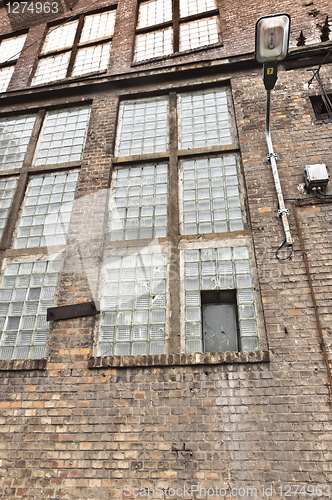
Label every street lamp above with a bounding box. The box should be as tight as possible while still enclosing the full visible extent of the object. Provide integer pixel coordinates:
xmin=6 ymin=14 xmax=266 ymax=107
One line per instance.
xmin=255 ymin=13 xmax=293 ymax=258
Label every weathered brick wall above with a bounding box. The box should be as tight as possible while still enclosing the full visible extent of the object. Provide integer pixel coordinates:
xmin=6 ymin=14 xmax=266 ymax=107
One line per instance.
xmin=1 ymin=0 xmax=332 ymax=499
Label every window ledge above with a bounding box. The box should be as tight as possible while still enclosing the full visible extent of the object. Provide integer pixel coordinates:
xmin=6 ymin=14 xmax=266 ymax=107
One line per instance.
xmin=88 ymin=350 xmax=270 ymax=369
xmin=0 ymin=358 xmax=47 ymax=371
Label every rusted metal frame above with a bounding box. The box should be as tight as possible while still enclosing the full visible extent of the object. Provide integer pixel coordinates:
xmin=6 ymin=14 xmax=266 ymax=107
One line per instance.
xmin=0 ymin=109 xmax=45 ymax=251
xmin=172 ymin=0 xmax=180 ymax=53
xmin=178 ymin=9 xmax=219 ymax=25
xmin=66 ymin=15 xmax=85 ymax=78
xmin=293 ymin=202 xmax=332 ymax=396
xmin=135 ymin=21 xmax=173 ymax=36
xmin=167 ymin=91 xmax=181 ymax=354
xmin=265 ymin=89 xmax=293 ymax=247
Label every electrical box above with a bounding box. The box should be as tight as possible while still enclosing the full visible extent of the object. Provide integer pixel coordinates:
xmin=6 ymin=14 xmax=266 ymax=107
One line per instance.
xmin=304 ymin=163 xmax=329 ymax=191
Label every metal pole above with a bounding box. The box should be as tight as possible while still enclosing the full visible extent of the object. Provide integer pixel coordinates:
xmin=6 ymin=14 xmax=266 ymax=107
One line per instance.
xmin=265 ymin=90 xmax=293 ymax=247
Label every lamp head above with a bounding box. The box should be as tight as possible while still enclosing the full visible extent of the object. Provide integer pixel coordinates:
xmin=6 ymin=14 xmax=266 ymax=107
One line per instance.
xmin=255 ymin=13 xmax=291 ymax=63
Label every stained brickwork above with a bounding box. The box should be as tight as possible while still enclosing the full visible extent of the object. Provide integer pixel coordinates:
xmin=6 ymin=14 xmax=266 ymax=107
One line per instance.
xmin=0 ymin=0 xmax=332 ymax=499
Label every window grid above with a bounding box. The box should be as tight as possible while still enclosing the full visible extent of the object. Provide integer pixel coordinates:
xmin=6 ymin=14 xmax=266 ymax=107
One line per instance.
xmin=184 ymin=247 xmax=259 ymax=354
xmin=137 ymin=0 xmax=172 ymax=29
xmin=34 ymin=107 xmax=91 ymax=166
xmin=33 ymin=9 xmax=116 ymax=85
xmin=98 ymin=253 xmax=167 ymax=357
xmin=0 ymin=177 xmax=18 ymax=240
xmin=135 ymin=0 xmax=219 ymax=62
xmin=179 ymin=90 xmax=232 ymax=149
xmin=32 ymin=53 xmax=71 ymax=86
xmin=72 ymin=43 xmax=111 ymax=76
xmin=116 ymin=99 xmax=168 ymax=156
xmin=181 ymin=155 xmax=243 ymax=236
xmin=42 ymin=21 xmax=79 ymax=54
xmin=110 ymin=164 xmax=168 ymax=241
xmin=180 ymin=17 xmax=219 ymax=51
xmin=179 ymin=0 xmax=216 ymax=17
xmin=80 ymin=11 xmax=116 ymax=43
xmin=14 ymin=171 xmax=79 ymax=249
xmin=0 ymin=34 xmax=27 ymax=64
xmin=0 ymin=114 xmax=37 ymax=171
xmin=0 ymin=66 xmax=14 ymax=93
xmin=0 ymin=259 xmax=61 ymax=360
xmin=135 ymin=28 xmax=173 ymax=62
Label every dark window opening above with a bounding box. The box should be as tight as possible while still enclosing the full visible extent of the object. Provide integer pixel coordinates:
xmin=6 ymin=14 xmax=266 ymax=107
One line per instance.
xmin=201 ymin=290 xmax=239 ymax=353
xmin=310 ymin=94 xmax=332 ymax=121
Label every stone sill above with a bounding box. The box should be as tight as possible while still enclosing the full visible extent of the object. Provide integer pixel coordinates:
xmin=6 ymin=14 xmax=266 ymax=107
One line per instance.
xmin=0 ymin=358 xmax=47 ymax=371
xmin=88 ymin=350 xmax=270 ymax=369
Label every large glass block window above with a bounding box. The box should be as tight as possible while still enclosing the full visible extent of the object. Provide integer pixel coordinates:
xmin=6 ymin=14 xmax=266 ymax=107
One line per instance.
xmin=180 ymin=155 xmax=243 ymax=235
xmin=32 ymin=9 xmax=116 ymax=85
xmin=134 ymin=0 xmax=219 ymax=62
xmin=115 ymin=98 xmax=168 ymax=156
xmin=0 ymin=114 xmax=37 ymax=171
xmin=0 ymin=259 xmax=61 ymax=360
xmin=184 ymin=246 xmax=259 ymax=354
xmin=179 ymin=90 xmax=231 ymax=149
xmin=110 ymin=165 xmax=168 ymax=241
xmin=34 ymin=107 xmax=91 ymax=166
xmin=0 ymin=177 xmax=18 ymax=240
xmin=14 ymin=171 xmax=78 ymax=249
xmin=98 ymin=253 xmax=167 ymax=356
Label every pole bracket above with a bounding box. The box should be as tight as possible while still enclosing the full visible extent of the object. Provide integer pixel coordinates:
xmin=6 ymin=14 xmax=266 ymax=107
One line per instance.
xmin=278 ymin=208 xmax=289 ymax=216
xmin=267 ymin=152 xmax=278 ymax=162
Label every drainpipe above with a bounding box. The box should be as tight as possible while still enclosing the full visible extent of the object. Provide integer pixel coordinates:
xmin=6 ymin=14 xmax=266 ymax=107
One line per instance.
xmin=265 ymin=89 xmax=293 ymax=249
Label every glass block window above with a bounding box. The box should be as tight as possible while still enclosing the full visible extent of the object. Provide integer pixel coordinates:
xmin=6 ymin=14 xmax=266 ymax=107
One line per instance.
xmin=32 ymin=53 xmax=71 ymax=86
xmin=98 ymin=253 xmax=167 ymax=356
xmin=0 ymin=259 xmax=61 ymax=360
xmin=0 ymin=34 xmax=27 ymax=63
xmin=180 ymin=17 xmax=219 ymax=51
xmin=34 ymin=107 xmax=91 ymax=166
xmin=80 ymin=11 xmax=116 ymax=43
xmin=72 ymin=43 xmax=111 ymax=76
xmin=0 ymin=177 xmax=18 ymax=239
xmin=42 ymin=21 xmax=79 ymax=53
xmin=135 ymin=28 xmax=173 ymax=62
xmin=179 ymin=90 xmax=232 ymax=149
xmin=0 ymin=66 xmax=14 ymax=93
xmin=135 ymin=0 xmax=219 ymax=61
xmin=184 ymin=246 xmax=259 ymax=353
xmin=33 ymin=9 xmax=116 ymax=85
xmin=180 ymin=155 xmax=243 ymax=235
xmin=180 ymin=0 xmax=216 ymax=17
xmin=137 ymin=0 xmax=172 ymax=29
xmin=116 ymin=99 xmax=168 ymax=156
xmin=0 ymin=114 xmax=37 ymax=171
xmin=14 ymin=171 xmax=79 ymax=249
xmin=110 ymin=164 xmax=168 ymax=241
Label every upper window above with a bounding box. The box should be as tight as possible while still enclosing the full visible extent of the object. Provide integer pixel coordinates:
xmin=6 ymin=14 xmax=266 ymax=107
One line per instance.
xmin=0 ymin=33 xmax=27 ymax=93
xmin=32 ymin=9 xmax=116 ymax=85
xmin=135 ymin=0 xmax=220 ymax=62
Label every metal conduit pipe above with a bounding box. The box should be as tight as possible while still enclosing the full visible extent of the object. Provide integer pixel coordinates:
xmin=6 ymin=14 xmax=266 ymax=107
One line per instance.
xmin=265 ymin=90 xmax=293 ymax=248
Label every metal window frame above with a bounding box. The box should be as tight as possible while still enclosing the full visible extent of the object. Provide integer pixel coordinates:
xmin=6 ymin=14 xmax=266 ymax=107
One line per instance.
xmin=134 ymin=0 xmax=221 ymax=62
xmin=30 ymin=7 xmax=117 ymax=86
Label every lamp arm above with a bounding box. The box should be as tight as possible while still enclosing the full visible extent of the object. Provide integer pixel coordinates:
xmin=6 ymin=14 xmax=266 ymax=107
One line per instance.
xmin=265 ymin=89 xmax=293 ymax=247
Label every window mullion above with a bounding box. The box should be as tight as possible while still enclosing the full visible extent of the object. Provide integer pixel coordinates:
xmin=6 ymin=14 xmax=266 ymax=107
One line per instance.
xmin=66 ymin=15 xmax=85 ymax=77
xmin=172 ymin=0 xmax=180 ymax=53
xmin=167 ymin=91 xmax=181 ymax=354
